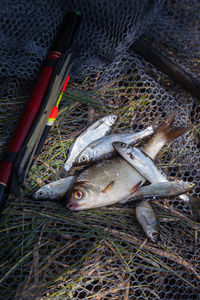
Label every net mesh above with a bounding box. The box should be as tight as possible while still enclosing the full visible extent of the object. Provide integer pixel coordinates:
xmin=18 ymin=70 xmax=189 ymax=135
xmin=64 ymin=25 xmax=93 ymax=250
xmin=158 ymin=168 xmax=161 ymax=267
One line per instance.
xmin=0 ymin=0 xmax=200 ymax=299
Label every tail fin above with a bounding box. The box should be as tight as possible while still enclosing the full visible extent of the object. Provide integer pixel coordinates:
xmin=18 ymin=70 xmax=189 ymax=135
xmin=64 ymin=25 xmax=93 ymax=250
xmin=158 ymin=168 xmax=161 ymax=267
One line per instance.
xmin=155 ymin=112 xmax=188 ymax=144
xmin=143 ymin=113 xmax=188 ymax=160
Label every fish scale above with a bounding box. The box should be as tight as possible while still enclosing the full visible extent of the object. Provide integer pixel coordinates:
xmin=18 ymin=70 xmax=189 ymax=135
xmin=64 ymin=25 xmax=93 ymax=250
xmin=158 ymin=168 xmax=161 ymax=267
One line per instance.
xmin=76 ymin=157 xmax=146 ymax=202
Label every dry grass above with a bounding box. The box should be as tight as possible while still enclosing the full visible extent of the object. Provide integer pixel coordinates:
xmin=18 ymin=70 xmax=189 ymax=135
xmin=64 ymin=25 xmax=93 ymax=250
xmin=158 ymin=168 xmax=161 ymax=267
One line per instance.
xmin=0 ymin=73 xmax=199 ymax=299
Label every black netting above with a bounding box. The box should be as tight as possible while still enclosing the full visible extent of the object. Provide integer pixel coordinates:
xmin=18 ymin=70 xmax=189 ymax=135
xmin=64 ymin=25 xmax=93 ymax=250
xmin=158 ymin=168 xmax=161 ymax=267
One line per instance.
xmin=0 ymin=0 xmax=200 ymax=299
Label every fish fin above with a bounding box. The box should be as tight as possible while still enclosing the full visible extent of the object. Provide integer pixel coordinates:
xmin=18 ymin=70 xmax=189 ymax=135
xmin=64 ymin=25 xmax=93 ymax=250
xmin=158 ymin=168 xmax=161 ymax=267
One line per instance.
xmin=129 ymin=180 xmax=142 ymax=194
xmin=101 ymin=181 xmax=115 ymax=194
xmin=155 ymin=113 xmax=188 ymax=143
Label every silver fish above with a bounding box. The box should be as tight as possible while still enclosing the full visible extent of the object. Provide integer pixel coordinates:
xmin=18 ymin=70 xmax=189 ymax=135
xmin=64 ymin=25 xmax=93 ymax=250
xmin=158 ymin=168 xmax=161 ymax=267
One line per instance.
xmin=67 ymin=157 xmax=143 ymax=210
xmin=114 ymin=145 xmax=192 ymax=202
xmin=114 ymin=146 xmax=167 ymax=183
xmin=67 ymin=113 xmax=187 ymax=210
xmin=64 ymin=114 xmax=118 ymax=171
xmin=122 ymin=181 xmax=195 ymax=203
xmin=74 ymin=126 xmax=154 ymax=165
xmin=34 ymin=176 xmax=75 ymax=200
xmin=136 ymin=200 xmax=159 ymax=242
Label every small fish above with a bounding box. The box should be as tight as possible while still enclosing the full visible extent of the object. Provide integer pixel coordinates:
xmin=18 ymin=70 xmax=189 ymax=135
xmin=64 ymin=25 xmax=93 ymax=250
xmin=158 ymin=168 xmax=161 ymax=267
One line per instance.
xmin=136 ymin=200 xmax=160 ymax=242
xmin=113 ymin=145 xmax=167 ymax=183
xmin=64 ymin=114 xmax=118 ymax=171
xmin=75 ymin=126 xmax=154 ymax=165
xmin=67 ymin=113 xmax=187 ymax=210
xmin=121 ymin=181 xmax=195 ymax=203
xmin=114 ymin=145 xmax=193 ymax=202
xmin=34 ymin=176 xmax=75 ymax=200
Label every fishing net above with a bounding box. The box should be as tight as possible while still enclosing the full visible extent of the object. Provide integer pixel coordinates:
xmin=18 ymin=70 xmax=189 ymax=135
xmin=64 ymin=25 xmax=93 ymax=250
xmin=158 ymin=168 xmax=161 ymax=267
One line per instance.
xmin=0 ymin=0 xmax=200 ymax=299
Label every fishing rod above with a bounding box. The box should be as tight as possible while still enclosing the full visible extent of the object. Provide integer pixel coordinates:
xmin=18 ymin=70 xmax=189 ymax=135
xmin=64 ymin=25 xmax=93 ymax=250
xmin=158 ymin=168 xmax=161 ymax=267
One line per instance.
xmin=0 ymin=11 xmax=81 ymax=214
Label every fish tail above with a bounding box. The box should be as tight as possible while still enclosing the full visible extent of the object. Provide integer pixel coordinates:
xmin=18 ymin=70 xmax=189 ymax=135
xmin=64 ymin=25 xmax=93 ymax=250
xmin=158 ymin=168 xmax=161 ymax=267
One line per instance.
xmin=156 ymin=112 xmax=187 ymax=143
xmin=143 ymin=113 xmax=188 ymax=159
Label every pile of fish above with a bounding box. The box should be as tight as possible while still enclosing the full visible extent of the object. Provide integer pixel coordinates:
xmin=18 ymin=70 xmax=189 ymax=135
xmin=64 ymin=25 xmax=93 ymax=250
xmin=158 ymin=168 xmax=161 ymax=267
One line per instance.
xmin=34 ymin=113 xmax=195 ymax=242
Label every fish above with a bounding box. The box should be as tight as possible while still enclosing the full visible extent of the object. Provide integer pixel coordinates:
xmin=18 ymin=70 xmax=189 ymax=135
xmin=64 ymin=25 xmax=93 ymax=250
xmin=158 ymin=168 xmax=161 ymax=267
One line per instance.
xmin=122 ymin=181 xmax=195 ymax=203
xmin=136 ymin=200 xmax=160 ymax=242
xmin=67 ymin=157 xmax=143 ymax=210
xmin=74 ymin=126 xmax=154 ymax=165
xmin=34 ymin=176 xmax=75 ymax=200
xmin=114 ymin=145 xmax=193 ymax=202
xmin=67 ymin=113 xmax=187 ymax=210
xmin=64 ymin=114 xmax=118 ymax=171
xmin=113 ymin=145 xmax=168 ymax=183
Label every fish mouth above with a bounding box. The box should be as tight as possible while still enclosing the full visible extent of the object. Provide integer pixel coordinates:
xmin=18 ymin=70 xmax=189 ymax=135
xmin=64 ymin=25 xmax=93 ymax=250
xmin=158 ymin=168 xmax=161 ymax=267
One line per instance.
xmin=149 ymin=231 xmax=159 ymax=243
xmin=67 ymin=202 xmax=85 ymax=210
xmin=67 ymin=202 xmax=80 ymax=210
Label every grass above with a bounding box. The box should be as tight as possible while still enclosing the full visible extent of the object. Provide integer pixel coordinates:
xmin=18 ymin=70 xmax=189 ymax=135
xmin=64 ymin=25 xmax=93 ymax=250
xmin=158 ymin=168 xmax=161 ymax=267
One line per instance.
xmin=0 ymin=71 xmax=199 ymax=299
xmin=1 ymin=198 xmax=200 ymax=299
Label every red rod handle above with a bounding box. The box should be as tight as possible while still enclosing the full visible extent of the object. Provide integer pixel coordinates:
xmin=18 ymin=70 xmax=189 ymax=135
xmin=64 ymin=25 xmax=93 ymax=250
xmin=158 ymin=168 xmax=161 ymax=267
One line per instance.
xmin=7 ymin=66 xmax=53 ymax=151
xmin=0 ymin=52 xmax=61 ymax=186
xmin=8 ymin=53 xmax=60 ymax=151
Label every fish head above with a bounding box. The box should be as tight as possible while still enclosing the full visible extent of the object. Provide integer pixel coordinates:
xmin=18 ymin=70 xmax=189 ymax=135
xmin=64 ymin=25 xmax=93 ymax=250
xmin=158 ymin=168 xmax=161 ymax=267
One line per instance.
xmin=105 ymin=114 xmax=118 ymax=126
xmin=182 ymin=181 xmax=195 ymax=192
xmin=66 ymin=180 xmax=116 ymax=210
xmin=175 ymin=181 xmax=195 ymax=193
xmin=75 ymin=148 xmax=94 ymax=165
xmin=67 ymin=182 xmax=100 ymax=210
xmin=34 ymin=186 xmax=52 ymax=200
xmin=112 ymin=141 xmax=129 ymax=156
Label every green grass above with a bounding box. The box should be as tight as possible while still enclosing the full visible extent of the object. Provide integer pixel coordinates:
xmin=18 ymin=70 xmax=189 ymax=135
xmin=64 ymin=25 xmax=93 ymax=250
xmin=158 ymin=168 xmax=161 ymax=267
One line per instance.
xmin=0 ymin=74 xmax=199 ymax=299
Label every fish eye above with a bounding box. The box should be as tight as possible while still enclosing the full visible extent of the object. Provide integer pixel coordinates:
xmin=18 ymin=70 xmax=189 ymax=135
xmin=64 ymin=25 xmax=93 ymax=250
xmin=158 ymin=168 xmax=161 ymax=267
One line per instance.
xmin=119 ymin=142 xmax=126 ymax=148
xmin=112 ymin=115 xmax=117 ymax=121
xmin=74 ymin=190 xmax=83 ymax=199
xmin=80 ymin=155 xmax=88 ymax=163
xmin=37 ymin=191 xmax=45 ymax=197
